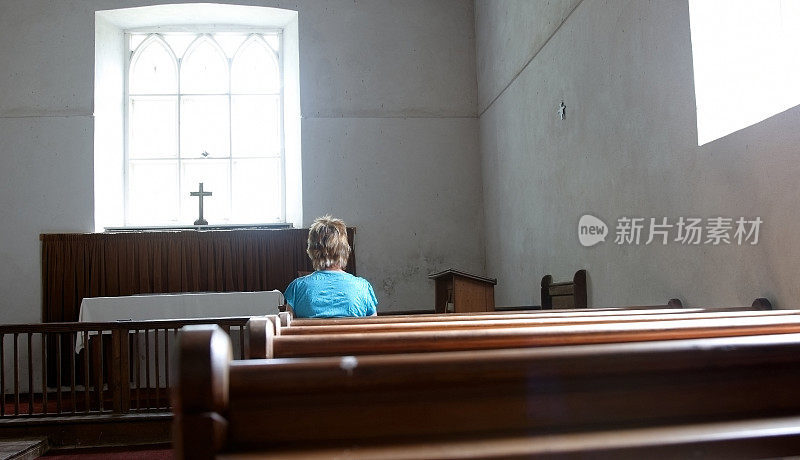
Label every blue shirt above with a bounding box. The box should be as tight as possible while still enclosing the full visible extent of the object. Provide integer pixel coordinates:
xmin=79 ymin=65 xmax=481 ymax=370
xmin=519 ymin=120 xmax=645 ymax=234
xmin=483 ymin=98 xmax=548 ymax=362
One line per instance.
xmin=284 ymin=270 xmax=377 ymax=318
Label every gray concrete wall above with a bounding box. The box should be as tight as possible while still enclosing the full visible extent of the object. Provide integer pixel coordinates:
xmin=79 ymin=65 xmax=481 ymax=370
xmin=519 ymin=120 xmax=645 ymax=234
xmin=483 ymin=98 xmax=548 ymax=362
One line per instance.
xmin=474 ymin=0 xmax=581 ymax=114
xmin=0 ymin=0 xmax=484 ymax=321
xmin=476 ymin=0 xmax=800 ymax=308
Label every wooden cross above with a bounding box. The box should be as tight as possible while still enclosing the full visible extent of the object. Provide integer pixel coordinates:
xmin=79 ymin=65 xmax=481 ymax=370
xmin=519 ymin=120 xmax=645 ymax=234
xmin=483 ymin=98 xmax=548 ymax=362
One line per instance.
xmin=190 ymin=182 xmax=212 ymax=225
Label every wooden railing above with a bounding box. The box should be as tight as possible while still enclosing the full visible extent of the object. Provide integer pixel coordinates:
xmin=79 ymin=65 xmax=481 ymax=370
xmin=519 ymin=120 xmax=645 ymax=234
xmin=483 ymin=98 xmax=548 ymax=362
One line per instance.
xmin=0 ymin=317 xmax=250 ymax=418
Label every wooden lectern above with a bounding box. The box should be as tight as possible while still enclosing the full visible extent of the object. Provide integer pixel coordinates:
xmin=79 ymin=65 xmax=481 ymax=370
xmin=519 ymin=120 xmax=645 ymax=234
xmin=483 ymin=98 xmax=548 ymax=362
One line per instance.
xmin=428 ymin=269 xmax=497 ymax=313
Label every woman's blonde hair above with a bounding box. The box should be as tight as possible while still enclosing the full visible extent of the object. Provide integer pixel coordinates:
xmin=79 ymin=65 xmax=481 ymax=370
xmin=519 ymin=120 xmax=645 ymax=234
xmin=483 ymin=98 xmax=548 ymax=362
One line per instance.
xmin=307 ymin=215 xmax=350 ymax=271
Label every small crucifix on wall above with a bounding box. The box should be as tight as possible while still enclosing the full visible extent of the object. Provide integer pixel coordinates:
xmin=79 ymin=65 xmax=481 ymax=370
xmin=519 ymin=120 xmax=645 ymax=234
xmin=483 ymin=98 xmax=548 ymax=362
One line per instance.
xmin=190 ymin=182 xmax=212 ymax=225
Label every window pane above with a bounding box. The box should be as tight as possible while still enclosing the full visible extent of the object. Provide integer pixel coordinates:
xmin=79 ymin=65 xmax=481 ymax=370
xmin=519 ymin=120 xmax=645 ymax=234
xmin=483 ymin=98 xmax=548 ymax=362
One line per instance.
xmin=128 ymin=161 xmax=179 ymax=224
xmin=231 ymin=39 xmax=279 ymax=94
xmin=129 ymin=96 xmax=177 ymax=159
xmin=181 ymin=160 xmax=231 ymax=224
xmin=232 ymin=158 xmax=282 ymax=223
xmin=231 ymin=95 xmax=280 ymax=157
xmin=180 ymin=96 xmax=230 ymax=158
xmin=181 ymin=38 xmax=229 ymax=94
xmin=213 ymin=33 xmax=246 ymax=59
xmin=264 ymin=35 xmax=279 ymax=53
xmin=130 ymin=34 xmax=147 ymax=52
xmin=162 ymin=33 xmax=195 ymax=60
xmin=130 ymin=38 xmax=177 ymax=95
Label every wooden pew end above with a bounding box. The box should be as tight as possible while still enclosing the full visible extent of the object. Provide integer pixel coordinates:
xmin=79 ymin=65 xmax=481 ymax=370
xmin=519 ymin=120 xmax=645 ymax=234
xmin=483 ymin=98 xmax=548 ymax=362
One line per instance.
xmin=174 ymin=325 xmax=232 ymax=459
xmin=668 ymin=298 xmax=684 ymax=308
xmin=752 ymin=298 xmax=773 ymax=310
xmin=279 ymin=311 xmax=293 ymax=327
xmin=541 ymin=269 xmax=587 ymax=309
xmin=245 ymin=316 xmax=276 ymax=359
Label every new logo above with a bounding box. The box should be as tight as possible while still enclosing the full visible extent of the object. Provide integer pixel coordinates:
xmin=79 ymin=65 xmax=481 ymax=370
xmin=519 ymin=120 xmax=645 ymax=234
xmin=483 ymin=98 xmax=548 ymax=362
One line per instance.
xmin=578 ymin=214 xmax=608 ymax=247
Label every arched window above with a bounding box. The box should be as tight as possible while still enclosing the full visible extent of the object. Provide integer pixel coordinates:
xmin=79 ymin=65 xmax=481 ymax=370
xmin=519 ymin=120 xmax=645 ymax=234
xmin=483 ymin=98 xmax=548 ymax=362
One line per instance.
xmin=125 ymin=30 xmax=285 ymax=226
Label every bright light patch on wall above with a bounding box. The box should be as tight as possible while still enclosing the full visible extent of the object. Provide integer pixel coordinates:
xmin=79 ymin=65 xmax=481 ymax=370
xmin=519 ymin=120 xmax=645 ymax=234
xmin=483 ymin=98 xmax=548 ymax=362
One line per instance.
xmin=689 ymin=0 xmax=800 ymax=146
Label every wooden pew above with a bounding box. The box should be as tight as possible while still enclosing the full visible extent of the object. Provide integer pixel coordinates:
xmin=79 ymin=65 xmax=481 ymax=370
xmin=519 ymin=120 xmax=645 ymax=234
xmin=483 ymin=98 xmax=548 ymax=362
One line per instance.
xmin=286 ymin=306 xmax=730 ymax=327
xmin=541 ymin=269 xmax=588 ymax=308
xmin=175 ymin=325 xmax=800 ymax=458
xmin=287 ymin=305 xmax=685 ymax=326
xmin=283 ymin=298 xmax=773 ymax=328
xmin=260 ymin=306 xmax=773 ymax=337
xmin=250 ymin=313 xmax=800 ymax=358
xmin=285 ymin=298 xmax=775 ymax=328
xmin=277 ymin=309 xmax=800 ymax=336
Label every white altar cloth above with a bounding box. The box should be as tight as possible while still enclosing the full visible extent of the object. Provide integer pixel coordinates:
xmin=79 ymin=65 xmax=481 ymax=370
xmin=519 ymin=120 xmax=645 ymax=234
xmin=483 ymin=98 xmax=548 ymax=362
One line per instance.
xmin=78 ymin=290 xmax=283 ymax=323
xmin=75 ymin=290 xmax=283 ymax=351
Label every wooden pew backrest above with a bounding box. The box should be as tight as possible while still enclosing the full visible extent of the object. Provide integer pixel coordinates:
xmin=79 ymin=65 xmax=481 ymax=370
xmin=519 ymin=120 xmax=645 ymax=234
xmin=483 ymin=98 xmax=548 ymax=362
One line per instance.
xmin=288 ymin=304 xmax=749 ymax=327
xmin=264 ymin=313 xmax=800 ymax=358
xmin=176 ymin=326 xmax=800 ymax=458
xmin=277 ymin=309 xmax=800 ymax=336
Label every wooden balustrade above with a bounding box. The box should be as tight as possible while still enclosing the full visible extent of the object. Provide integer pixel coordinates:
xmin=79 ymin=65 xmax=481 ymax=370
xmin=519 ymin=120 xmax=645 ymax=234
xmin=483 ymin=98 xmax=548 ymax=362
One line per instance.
xmin=0 ymin=317 xmax=250 ymax=418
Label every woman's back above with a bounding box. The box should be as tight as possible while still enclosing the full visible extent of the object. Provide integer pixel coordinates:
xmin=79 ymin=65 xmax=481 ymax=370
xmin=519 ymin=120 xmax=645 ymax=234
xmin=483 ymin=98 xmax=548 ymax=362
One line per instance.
xmin=285 ymin=270 xmax=377 ymax=318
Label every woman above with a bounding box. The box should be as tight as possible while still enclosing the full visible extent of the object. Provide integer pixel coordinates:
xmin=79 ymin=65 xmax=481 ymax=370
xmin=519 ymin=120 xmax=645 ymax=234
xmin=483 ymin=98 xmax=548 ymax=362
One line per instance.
xmin=284 ymin=215 xmax=378 ymax=317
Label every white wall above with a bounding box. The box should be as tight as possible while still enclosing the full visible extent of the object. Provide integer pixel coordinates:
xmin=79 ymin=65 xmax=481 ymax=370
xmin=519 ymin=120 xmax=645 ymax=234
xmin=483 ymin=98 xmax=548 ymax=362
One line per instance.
xmin=477 ymin=0 xmax=800 ymax=308
xmin=0 ymin=0 xmax=484 ymax=324
xmin=303 ymin=117 xmax=482 ymax=308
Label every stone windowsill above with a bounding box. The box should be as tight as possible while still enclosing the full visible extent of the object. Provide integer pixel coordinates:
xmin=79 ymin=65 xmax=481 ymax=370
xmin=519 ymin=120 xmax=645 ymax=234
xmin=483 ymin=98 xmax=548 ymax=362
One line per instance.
xmin=103 ymin=223 xmax=294 ymax=233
